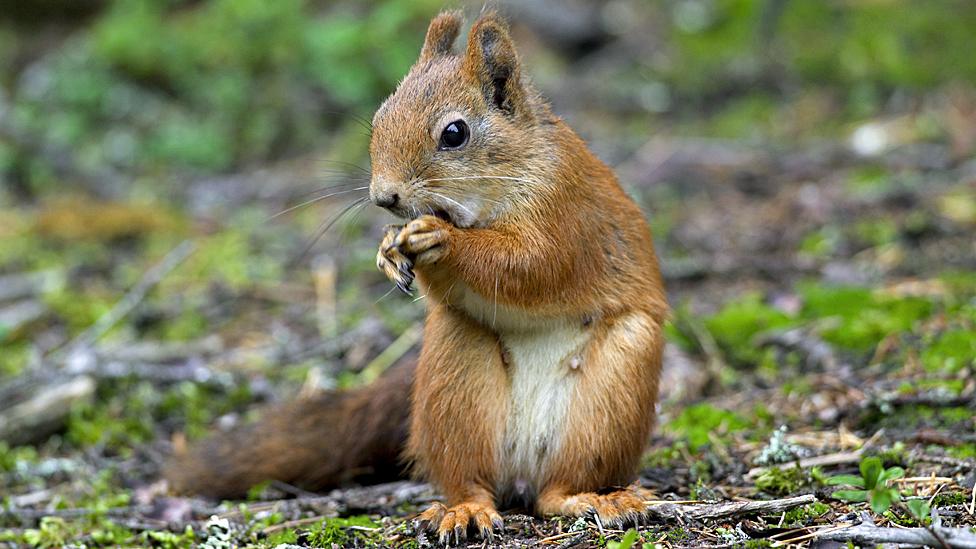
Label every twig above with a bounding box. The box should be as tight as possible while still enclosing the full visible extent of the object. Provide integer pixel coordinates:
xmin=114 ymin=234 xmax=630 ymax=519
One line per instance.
xmin=814 ymin=512 xmax=976 ymax=549
xmin=554 ymin=532 xmax=588 ymax=548
xmin=756 ymin=328 xmax=846 ymax=370
xmin=969 ymin=477 xmax=976 ymax=516
xmin=96 ymin=335 xmax=223 ymax=363
xmin=261 ymin=515 xmax=330 ymax=535
xmin=0 ymin=270 xmax=63 ymax=302
xmin=358 ymin=322 xmax=422 ymax=384
xmin=52 ymin=240 xmax=196 ymax=363
xmin=747 ymin=450 xmax=863 ymax=478
xmin=0 ymin=300 xmax=46 ymax=333
xmin=646 ymin=494 xmax=816 ymax=521
xmin=0 ymin=376 xmax=95 ymax=445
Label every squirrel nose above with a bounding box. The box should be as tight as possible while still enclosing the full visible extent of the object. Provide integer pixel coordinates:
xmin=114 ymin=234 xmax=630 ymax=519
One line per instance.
xmin=373 ymin=192 xmax=399 ymax=209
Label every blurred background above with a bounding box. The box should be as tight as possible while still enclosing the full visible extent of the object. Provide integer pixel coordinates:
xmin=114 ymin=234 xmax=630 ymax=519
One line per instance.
xmin=0 ymin=0 xmax=974 ymax=545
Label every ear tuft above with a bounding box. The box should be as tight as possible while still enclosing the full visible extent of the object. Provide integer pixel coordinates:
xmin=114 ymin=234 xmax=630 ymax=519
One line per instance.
xmin=463 ymin=12 xmax=523 ymax=113
xmin=419 ymin=10 xmax=463 ymax=63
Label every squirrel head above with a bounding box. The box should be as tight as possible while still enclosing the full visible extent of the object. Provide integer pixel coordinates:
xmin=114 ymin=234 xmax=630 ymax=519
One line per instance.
xmin=369 ymin=10 xmax=550 ymax=228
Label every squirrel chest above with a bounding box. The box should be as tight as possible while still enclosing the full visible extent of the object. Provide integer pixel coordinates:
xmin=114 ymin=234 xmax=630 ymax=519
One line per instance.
xmin=452 ymin=280 xmax=591 ymax=501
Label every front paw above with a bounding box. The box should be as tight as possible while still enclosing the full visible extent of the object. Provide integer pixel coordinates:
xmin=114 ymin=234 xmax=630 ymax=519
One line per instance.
xmin=377 ymin=224 xmax=414 ymax=295
xmin=393 ymin=215 xmax=452 ymax=266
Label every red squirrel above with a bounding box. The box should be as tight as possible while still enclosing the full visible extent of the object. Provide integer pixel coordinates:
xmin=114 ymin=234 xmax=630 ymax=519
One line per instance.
xmin=166 ymin=10 xmax=668 ymax=544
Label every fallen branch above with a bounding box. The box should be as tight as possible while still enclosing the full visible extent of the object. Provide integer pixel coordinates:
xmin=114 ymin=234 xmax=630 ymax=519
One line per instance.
xmin=814 ymin=517 xmax=976 ymax=549
xmin=97 ymin=335 xmax=223 ymax=363
xmin=747 ymin=450 xmax=863 ymax=479
xmin=756 ymin=328 xmax=847 ymax=371
xmin=54 ymin=240 xmax=196 ymax=364
xmin=646 ymin=494 xmax=816 ymax=521
xmin=0 ymin=300 xmax=46 ymax=334
xmin=0 ymin=376 xmax=95 ymax=445
xmin=0 ymin=270 xmax=63 ymax=302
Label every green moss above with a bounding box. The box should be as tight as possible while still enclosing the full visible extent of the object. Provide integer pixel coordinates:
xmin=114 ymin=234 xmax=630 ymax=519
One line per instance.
xmin=782 ymin=502 xmax=831 ymax=525
xmin=266 ymin=528 xmax=299 ymax=546
xmin=853 ymin=218 xmax=898 ymax=247
xmin=754 ymin=466 xmax=812 ymax=495
xmin=67 ymin=378 xmax=252 ymax=450
xmin=0 ymin=442 xmax=39 ymax=472
xmin=799 ymin=226 xmax=842 ymax=258
xmin=665 ymin=404 xmax=749 ymax=450
xmin=949 ymin=444 xmax=976 ymax=460
xmin=23 ymin=517 xmax=75 ymax=548
xmin=931 ymin=492 xmax=970 ymax=506
xmin=921 ymin=329 xmax=976 ymax=373
xmin=665 ymin=526 xmax=690 ymax=544
xmin=869 ymin=405 xmax=972 ymax=431
xmin=140 ymin=525 xmax=196 ymax=549
xmin=305 ymin=515 xmax=381 ymax=547
xmin=703 ymin=294 xmax=793 ymax=364
xmin=799 ymin=284 xmax=932 ymax=353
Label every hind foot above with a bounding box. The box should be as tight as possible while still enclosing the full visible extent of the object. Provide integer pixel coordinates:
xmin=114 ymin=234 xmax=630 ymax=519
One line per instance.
xmin=538 ymin=485 xmax=653 ymax=527
xmin=415 ymin=501 xmax=503 ymax=545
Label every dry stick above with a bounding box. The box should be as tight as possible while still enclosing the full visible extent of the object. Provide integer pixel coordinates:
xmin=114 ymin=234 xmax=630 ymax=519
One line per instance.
xmin=52 ymin=240 xmax=197 ymax=363
xmin=814 ymin=520 xmax=976 ymax=549
xmin=645 ymin=494 xmax=816 ymax=521
xmin=969 ymin=478 xmax=976 ymax=516
xmin=358 ymin=322 xmax=422 ymax=384
xmin=261 ymin=515 xmax=330 ymax=535
xmin=0 ymin=376 xmax=96 ymax=445
xmin=746 ymin=450 xmax=863 ymax=479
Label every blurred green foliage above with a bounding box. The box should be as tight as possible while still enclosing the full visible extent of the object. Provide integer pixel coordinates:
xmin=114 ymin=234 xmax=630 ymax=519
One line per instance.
xmin=3 ymin=0 xmax=975 ymax=193
xmin=680 ymin=276 xmax=975 ymax=376
xmin=666 ymin=0 xmax=976 ymax=97
xmin=2 ymin=0 xmax=442 ymax=191
xmin=665 ymin=403 xmax=749 ymax=450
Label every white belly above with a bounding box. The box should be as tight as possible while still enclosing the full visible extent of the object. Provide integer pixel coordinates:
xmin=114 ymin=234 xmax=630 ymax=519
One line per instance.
xmin=500 ymin=323 xmax=590 ymax=507
xmin=449 ymin=282 xmax=590 ymax=503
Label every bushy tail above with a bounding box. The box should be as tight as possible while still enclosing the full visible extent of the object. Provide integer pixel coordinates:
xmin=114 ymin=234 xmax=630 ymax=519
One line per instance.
xmin=164 ymin=361 xmax=414 ymax=499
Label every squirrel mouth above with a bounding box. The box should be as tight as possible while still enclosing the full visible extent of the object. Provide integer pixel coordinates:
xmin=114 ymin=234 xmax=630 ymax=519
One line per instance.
xmin=430 ymin=208 xmax=453 ymax=223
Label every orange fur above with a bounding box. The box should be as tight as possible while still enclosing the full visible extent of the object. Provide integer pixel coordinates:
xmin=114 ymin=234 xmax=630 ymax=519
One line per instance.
xmin=372 ymin=10 xmax=668 ymax=542
xmin=165 ymin=11 xmax=668 ymax=544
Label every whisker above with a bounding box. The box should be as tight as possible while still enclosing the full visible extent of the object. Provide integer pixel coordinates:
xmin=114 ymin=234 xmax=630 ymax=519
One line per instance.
xmin=290 ymin=197 xmax=369 ymax=266
xmin=374 ymin=285 xmax=397 ymax=305
xmin=492 ymin=273 xmax=499 ymax=329
xmin=422 ymin=175 xmax=536 ymax=184
xmin=322 ymin=109 xmax=374 ymax=132
xmin=428 ymin=192 xmax=475 ymax=217
xmin=269 ymin=187 xmax=369 ymax=220
xmin=317 ymin=159 xmax=371 ymax=175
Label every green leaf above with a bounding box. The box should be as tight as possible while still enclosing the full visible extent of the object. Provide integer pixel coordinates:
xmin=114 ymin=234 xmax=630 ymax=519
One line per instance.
xmin=608 ymin=529 xmax=639 ymax=549
xmin=906 ymin=499 xmax=931 ymax=521
xmin=826 ymin=475 xmax=866 ymax=488
xmin=860 ymin=457 xmax=883 ymax=490
xmin=869 ymin=489 xmax=894 ymax=514
xmin=878 ymin=466 xmax=905 ymax=484
xmin=832 ymin=489 xmax=868 ymax=502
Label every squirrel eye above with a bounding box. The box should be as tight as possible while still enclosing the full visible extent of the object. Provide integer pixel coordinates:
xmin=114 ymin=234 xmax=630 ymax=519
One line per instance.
xmin=438 ymin=120 xmax=469 ymax=150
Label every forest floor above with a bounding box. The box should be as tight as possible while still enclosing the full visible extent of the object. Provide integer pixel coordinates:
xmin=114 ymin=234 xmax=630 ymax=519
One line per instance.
xmin=2 ymin=135 xmax=974 ymax=548
xmin=2 ymin=3 xmax=976 ymax=546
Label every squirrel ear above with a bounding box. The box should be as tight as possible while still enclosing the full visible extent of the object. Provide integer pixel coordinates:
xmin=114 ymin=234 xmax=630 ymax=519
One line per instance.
xmin=462 ymin=12 xmax=523 ymax=114
xmin=419 ymin=10 xmax=463 ymax=63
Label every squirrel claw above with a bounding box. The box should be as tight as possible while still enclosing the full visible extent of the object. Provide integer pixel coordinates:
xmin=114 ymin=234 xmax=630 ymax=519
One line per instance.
xmin=396 ymin=280 xmax=413 ymax=296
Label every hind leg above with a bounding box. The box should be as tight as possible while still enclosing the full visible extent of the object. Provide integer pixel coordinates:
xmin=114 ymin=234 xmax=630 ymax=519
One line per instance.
xmin=409 ymin=305 xmax=509 ymax=543
xmin=537 ymin=312 xmax=663 ymax=526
